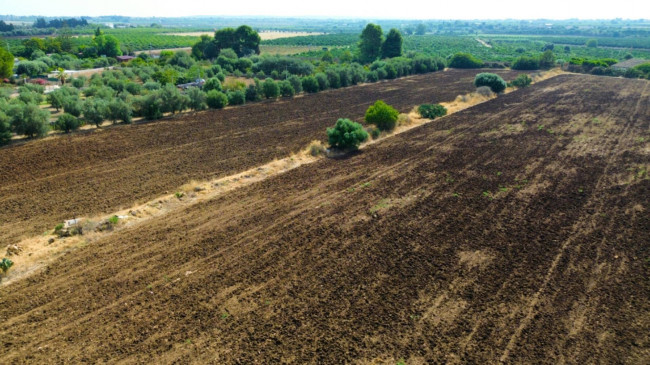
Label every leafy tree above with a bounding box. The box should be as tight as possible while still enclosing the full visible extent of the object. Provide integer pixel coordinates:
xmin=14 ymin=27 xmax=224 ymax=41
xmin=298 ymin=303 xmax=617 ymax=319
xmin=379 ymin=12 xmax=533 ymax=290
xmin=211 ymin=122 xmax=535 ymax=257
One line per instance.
xmin=203 ymin=77 xmax=222 ymax=92
xmin=159 ymin=84 xmax=188 ymax=114
xmin=327 ymin=118 xmax=368 ymax=150
xmin=227 ymin=90 xmax=246 ymax=105
xmin=586 ymin=39 xmax=598 ymax=48
xmin=235 ymin=25 xmax=261 ymax=57
xmin=93 ymin=34 xmax=121 ymax=58
xmin=278 ymin=80 xmax=295 ymax=97
xmin=83 ymin=98 xmax=108 ymax=127
xmin=382 ymin=29 xmax=403 ymax=59
xmin=48 ymin=86 xmax=78 ymax=111
xmin=325 ymin=69 xmax=341 ymax=89
xmin=70 ymin=77 xmax=86 ymax=89
xmin=474 ymin=73 xmax=507 ymax=93
xmin=0 ymin=112 xmax=12 ymax=146
xmin=168 ymin=51 xmax=195 ymax=69
xmin=365 ymin=100 xmax=399 ymax=131
xmin=10 ymin=103 xmax=50 ymax=138
xmin=512 ymin=56 xmax=540 ymax=70
xmin=54 ymin=113 xmax=82 ymax=133
xmin=359 ymin=24 xmax=383 ymax=64
xmin=214 ymin=26 xmax=261 ymax=58
xmin=287 ymin=75 xmax=303 ymax=94
xmin=187 ymin=87 xmax=207 ymax=110
xmin=315 ymin=73 xmax=328 ymax=91
xmin=63 ymin=96 xmax=83 ymax=117
xmin=321 ymin=51 xmax=334 ymax=63
xmin=192 ymin=34 xmax=219 ymax=60
xmin=0 ymin=47 xmax=14 ymax=79
xmin=107 ymin=98 xmax=133 ymax=124
xmin=511 ymin=74 xmax=532 ymax=88
xmin=301 ymin=76 xmax=319 ymax=93
xmin=415 ymin=23 xmax=427 ymax=35
xmin=449 ymin=53 xmax=483 ymax=68
xmin=539 ymin=50 xmax=556 ymax=69
xmin=418 ymin=104 xmax=447 ymax=119
xmin=245 ymin=84 xmax=260 ymax=101
xmin=206 ymin=90 xmax=228 ymax=109
xmin=139 ymin=93 xmax=163 ymax=120
xmin=18 ymin=91 xmax=44 ymax=105
xmin=262 ymin=78 xmax=280 ymax=99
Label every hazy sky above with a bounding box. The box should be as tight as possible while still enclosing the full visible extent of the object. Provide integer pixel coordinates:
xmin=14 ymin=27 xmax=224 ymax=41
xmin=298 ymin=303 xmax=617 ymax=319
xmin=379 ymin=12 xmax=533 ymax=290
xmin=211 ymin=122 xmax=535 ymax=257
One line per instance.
xmin=2 ymin=0 xmax=648 ymax=20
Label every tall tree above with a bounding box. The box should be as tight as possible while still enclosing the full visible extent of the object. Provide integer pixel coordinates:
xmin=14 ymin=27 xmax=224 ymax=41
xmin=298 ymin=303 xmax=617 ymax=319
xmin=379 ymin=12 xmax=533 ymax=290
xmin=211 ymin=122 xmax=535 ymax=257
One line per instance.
xmin=0 ymin=46 xmax=14 ymax=79
xmin=235 ymin=25 xmax=261 ymax=57
xmin=359 ymin=23 xmax=383 ymax=64
xmin=381 ymin=28 xmax=403 ymax=59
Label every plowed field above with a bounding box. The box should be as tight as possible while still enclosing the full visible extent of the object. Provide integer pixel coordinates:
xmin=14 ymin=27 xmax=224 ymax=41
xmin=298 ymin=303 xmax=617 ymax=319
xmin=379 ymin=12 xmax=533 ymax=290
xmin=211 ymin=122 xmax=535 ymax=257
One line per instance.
xmin=0 ymin=69 xmax=524 ymax=244
xmin=1 ymin=74 xmax=648 ymax=363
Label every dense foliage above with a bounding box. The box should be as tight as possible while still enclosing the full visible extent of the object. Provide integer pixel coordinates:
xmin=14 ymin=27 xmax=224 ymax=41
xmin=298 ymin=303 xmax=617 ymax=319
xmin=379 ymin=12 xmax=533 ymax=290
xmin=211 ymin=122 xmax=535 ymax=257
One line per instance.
xmin=449 ymin=53 xmax=483 ymax=68
xmin=327 ymin=118 xmax=368 ymax=150
xmin=365 ymin=100 xmax=399 ymax=131
xmin=474 ymin=73 xmax=507 ymax=93
xmin=418 ymin=104 xmax=447 ymax=119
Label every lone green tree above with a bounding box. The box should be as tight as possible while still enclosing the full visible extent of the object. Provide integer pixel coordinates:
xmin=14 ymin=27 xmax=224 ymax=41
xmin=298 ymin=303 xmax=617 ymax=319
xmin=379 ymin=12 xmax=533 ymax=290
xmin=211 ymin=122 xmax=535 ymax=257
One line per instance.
xmin=327 ymin=118 xmax=369 ymax=150
xmin=359 ymin=24 xmax=383 ymax=64
xmin=213 ymin=25 xmax=261 ymax=58
xmin=381 ymin=29 xmax=403 ymax=59
xmin=474 ymin=73 xmax=507 ymax=93
xmin=365 ymin=100 xmax=399 ymax=131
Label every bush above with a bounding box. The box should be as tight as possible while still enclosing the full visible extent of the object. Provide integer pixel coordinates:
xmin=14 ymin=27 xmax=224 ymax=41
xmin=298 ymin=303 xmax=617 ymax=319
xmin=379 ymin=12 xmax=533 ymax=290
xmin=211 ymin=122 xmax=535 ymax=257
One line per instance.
xmin=201 ymin=77 xmax=221 ymax=92
xmin=0 ymin=112 xmax=11 ymax=146
xmin=474 ymin=73 xmax=507 ymax=93
xmin=511 ymin=74 xmax=532 ymax=88
xmin=0 ymin=257 xmax=13 ymax=275
xmin=512 ymin=56 xmax=540 ymax=70
xmin=54 ymin=113 xmax=82 ymax=133
xmin=278 ymin=80 xmax=295 ymax=97
xmin=287 ymin=75 xmax=302 ymax=94
xmin=63 ymin=96 xmax=83 ymax=117
xmin=139 ymin=93 xmax=163 ymax=120
xmin=245 ymin=84 xmax=260 ymax=101
xmin=183 ymin=87 xmax=205 ymax=111
xmin=206 ymin=90 xmax=228 ymax=109
xmin=418 ymin=104 xmax=447 ymax=119
xmin=449 ymin=53 xmax=483 ymax=68
xmin=227 ymin=90 xmax=246 ymax=105
xmin=365 ymin=100 xmax=399 ymax=131
xmin=315 ymin=73 xmax=328 ymax=91
xmin=107 ymin=98 xmax=133 ymax=124
xmin=70 ymin=77 xmax=85 ymax=89
xmin=262 ymin=78 xmax=280 ymax=99
xmin=301 ymin=76 xmax=319 ymax=93
xmin=327 ymin=118 xmax=368 ymax=150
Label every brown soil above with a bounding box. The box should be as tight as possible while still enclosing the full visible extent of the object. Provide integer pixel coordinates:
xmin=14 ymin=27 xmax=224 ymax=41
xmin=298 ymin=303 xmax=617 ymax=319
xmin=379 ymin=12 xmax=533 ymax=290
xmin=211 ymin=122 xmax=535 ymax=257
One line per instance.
xmin=0 ymin=74 xmax=648 ymax=363
xmin=0 ymin=69 xmax=525 ymax=245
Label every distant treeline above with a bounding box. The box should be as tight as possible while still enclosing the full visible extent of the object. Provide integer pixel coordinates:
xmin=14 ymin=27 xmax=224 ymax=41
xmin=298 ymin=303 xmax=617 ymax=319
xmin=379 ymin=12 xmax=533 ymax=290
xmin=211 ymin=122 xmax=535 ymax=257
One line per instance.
xmin=34 ymin=17 xmax=88 ymax=29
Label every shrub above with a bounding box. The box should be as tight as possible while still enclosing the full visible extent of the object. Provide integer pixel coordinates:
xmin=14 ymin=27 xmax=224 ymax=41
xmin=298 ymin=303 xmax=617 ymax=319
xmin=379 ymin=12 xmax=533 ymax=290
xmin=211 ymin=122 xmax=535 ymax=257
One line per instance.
xmin=287 ymin=75 xmax=302 ymax=94
xmin=186 ymin=87 xmax=208 ymax=110
xmin=200 ymin=77 xmax=220 ymax=92
xmin=262 ymin=78 xmax=280 ymax=99
xmin=365 ymin=100 xmax=399 ymax=131
xmin=107 ymin=98 xmax=133 ymax=124
xmin=143 ymin=81 xmax=161 ymax=91
xmin=327 ymin=118 xmax=368 ymax=150
xmin=54 ymin=113 xmax=82 ymax=133
xmin=160 ymin=84 xmax=189 ymax=114
xmin=70 ymin=77 xmax=85 ymax=88
xmin=227 ymin=90 xmax=246 ymax=105
xmin=475 ymin=86 xmax=494 ymax=97
xmin=511 ymin=74 xmax=532 ymax=88
xmin=63 ymin=96 xmax=83 ymax=117
xmin=474 ymin=73 xmax=507 ymax=93
xmin=245 ymin=84 xmax=260 ymax=101
xmin=448 ymin=53 xmax=483 ymax=68
xmin=315 ymin=73 xmax=328 ymax=91
xmin=0 ymin=111 xmax=11 ymax=146
xmin=278 ymin=80 xmax=295 ymax=97
xmin=418 ymin=104 xmax=447 ymax=119
xmin=0 ymin=257 xmax=13 ymax=275
xmin=301 ymin=76 xmax=319 ymax=93
xmin=512 ymin=56 xmax=540 ymax=70
xmin=139 ymin=93 xmax=163 ymax=120
xmin=206 ymin=90 xmax=228 ymax=109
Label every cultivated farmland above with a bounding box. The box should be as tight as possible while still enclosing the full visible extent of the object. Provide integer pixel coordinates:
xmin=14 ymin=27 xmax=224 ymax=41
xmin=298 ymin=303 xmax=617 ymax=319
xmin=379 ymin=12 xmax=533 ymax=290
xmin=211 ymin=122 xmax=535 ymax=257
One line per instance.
xmin=0 ymin=69 xmax=525 ymax=245
xmin=0 ymin=74 xmax=648 ymax=363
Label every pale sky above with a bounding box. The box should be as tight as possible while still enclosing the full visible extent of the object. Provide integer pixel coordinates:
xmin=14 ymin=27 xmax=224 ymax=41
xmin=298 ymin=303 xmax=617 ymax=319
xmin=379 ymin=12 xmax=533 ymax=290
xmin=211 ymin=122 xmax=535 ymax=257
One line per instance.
xmin=1 ymin=0 xmax=648 ymax=20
